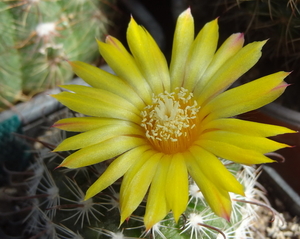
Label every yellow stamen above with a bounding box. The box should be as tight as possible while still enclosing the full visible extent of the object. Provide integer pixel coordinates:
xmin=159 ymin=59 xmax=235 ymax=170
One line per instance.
xmin=141 ymin=87 xmax=200 ymax=154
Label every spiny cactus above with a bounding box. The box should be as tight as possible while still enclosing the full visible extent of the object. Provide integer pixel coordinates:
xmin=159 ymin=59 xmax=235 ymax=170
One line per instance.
xmin=0 ymin=118 xmax=281 ymax=239
xmin=0 ymin=0 xmax=115 ymax=111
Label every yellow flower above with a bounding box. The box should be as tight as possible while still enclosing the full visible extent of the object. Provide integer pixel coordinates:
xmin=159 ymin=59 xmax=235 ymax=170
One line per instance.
xmin=52 ymin=9 xmax=294 ymax=230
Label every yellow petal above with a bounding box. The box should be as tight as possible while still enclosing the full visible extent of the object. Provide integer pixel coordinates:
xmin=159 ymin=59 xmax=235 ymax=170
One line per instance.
xmin=85 ymin=145 xmax=152 ymax=200
xmin=196 ymin=33 xmax=244 ymax=90
xmin=120 ymin=152 xmax=163 ymax=224
xmin=54 ymin=123 xmax=143 ymax=152
xmin=144 ymin=154 xmax=170 ymax=230
xmin=183 ymin=18 xmax=219 ymax=91
xmin=97 ymin=39 xmax=152 ymax=104
xmin=170 ymin=8 xmax=194 ymax=91
xmin=120 ymin=149 xmax=156 ymax=199
xmin=196 ymin=139 xmax=274 ymax=165
xmin=127 ymin=17 xmax=170 ymax=93
xmin=185 ymin=152 xmax=232 ymax=220
xmin=165 ymin=153 xmax=189 ymax=222
xmin=69 ymin=61 xmax=145 ymax=109
xmin=196 ymin=40 xmax=267 ymax=105
xmin=202 ymin=118 xmax=296 ymax=137
xmin=199 ymin=71 xmax=290 ymax=123
xmin=59 ymin=136 xmax=147 ymax=168
xmin=60 ymin=84 xmax=141 ymax=116
xmin=200 ymin=130 xmax=290 ymax=154
xmin=53 ymin=117 xmax=126 ymax=132
xmin=189 ymin=145 xmax=244 ymax=195
xmin=105 ymin=35 xmax=132 ymax=56
xmin=52 ymin=92 xmax=141 ymax=123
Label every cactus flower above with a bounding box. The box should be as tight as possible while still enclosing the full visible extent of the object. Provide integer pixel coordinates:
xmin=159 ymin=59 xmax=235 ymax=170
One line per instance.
xmin=52 ymin=8 xmax=294 ymax=230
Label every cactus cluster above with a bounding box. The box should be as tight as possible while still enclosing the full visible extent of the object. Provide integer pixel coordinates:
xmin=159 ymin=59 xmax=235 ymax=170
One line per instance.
xmin=0 ymin=113 xmax=279 ymax=239
xmin=0 ymin=0 xmax=115 ymax=111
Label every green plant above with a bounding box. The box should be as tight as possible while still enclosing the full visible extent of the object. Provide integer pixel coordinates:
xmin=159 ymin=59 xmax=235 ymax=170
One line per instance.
xmin=0 ymin=0 xmax=114 ymax=110
xmin=0 ymin=4 xmax=294 ymax=238
xmin=0 ymin=122 xmax=279 ymax=239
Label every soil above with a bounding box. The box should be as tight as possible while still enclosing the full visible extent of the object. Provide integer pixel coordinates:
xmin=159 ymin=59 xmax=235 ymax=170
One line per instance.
xmin=252 ymin=205 xmax=300 ymax=239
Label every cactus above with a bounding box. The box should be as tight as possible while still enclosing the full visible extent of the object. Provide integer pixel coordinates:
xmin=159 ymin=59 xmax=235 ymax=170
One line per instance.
xmin=0 ymin=120 xmax=283 ymax=239
xmin=0 ymin=0 xmax=115 ymax=111
xmin=0 ymin=3 xmax=295 ymax=238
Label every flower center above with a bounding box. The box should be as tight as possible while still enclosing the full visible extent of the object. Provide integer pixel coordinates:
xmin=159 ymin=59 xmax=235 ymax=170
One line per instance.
xmin=141 ymin=87 xmax=200 ymax=154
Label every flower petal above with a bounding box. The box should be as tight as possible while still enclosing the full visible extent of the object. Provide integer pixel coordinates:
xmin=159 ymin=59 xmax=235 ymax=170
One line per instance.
xmin=59 ymin=136 xmax=147 ymax=168
xmin=197 ymin=139 xmax=274 ymax=165
xmin=127 ymin=17 xmax=170 ymax=94
xmin=183 ymin=18 xmax=219 ymax=91
xmin=85 ymin=145 xmax=152 ymax=200
xmin=202 ymin=118 xmax=295 ymax=137
xmin=120 ymin=152 xmax=163 ymax=224
xmin=120 ymin=149 xmax=156 ymax=199
xmin=97 ymin=38 xmax=153 ymax=104
xmin=52 ymin=92 xmax=141 ymax=123
xmin=195 ymin=40 xmax=267 ymax=105
xmin=60 ymin=84 xmax=141 ymax=116
xmin=200 ymin=130 xmax=289 ymax=154
xmin=189 ymin=145 xmax=244 ymax=195
xmin=165 ymin=153 xmax=189 ymax=222
xmin=54 ymin=123 xmax=144 ymax=152
xmin=199 ymin=71 xmax=290 ymax=123
xmin=69 ymin=61 xmax=146 ymax=109
xmin=53 ymin=117 xmax=127 ymax=132
xmin=170 ymin=8 xmax=194 ymax=91
xmin=195 ymin=33 xmax=244 ymax=90
xmin=185 ymin=152 xmax=232 ymax=220
xmin=144 ymin=154 xmax=170 ymax=230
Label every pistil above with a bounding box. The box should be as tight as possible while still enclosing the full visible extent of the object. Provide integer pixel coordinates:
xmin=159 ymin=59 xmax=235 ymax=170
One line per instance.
xmin=141 ymin=88 xmax=200 ymax=154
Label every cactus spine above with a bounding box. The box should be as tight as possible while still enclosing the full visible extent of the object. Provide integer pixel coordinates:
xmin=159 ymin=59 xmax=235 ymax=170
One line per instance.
xmin=0 ymin=0 xmax=114 ymax=110
xmin=0 ymin=120 xmax=278 ymax=239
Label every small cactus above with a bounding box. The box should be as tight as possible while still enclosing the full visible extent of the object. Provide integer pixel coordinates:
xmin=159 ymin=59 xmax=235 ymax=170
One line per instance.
xmin=0 ymin=0 xmax=115 ymax=111
xmin=0 ymin=120 xmax=282 ymax=239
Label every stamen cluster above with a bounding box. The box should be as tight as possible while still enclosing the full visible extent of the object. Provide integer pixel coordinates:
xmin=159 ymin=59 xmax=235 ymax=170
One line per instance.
xmin=141 ymin=87 xmax=200 ymax=153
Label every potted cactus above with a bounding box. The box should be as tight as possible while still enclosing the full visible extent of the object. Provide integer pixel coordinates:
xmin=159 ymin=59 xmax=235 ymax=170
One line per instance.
xmin=0 ymin=0 xmax=116 ymax=182
xmin=1 ymin=1 xmax=299 ymax=238
xmin=0 ymin=0 xmax=115 ymax=111
xmin=0 ymin=133 xmax=278 ymax=238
